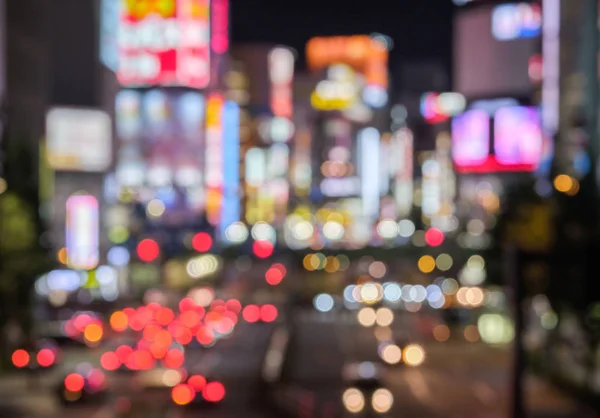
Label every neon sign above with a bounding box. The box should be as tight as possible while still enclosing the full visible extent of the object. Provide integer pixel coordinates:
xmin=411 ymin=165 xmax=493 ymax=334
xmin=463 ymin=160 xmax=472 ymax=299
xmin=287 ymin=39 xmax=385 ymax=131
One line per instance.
xmin=211 ymin=0 xmax=229 ymax=54
xmin=492 ymin=3 xmax=542 ymax=41
xmin=420 ymin=92 xmax=466 ymax=124
xmin=117 ymin=0 xmax=211 ymax=88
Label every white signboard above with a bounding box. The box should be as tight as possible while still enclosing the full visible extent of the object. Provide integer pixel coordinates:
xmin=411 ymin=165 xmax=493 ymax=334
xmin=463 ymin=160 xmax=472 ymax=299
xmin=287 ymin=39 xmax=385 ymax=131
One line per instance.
xmin=46 ymin=108 xmax=112 ymax=172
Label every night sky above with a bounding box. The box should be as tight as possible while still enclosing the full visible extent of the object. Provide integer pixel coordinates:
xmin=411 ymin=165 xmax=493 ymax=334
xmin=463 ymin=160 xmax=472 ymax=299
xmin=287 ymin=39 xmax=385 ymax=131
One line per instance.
xmin=230 ymin=0 xmax=454 ymax=70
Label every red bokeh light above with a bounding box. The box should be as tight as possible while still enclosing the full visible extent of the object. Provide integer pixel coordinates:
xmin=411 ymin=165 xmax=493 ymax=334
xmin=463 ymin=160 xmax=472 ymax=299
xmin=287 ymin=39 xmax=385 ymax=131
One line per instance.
xmin=203 ymin=381 xmax=225 ymax=402
xmin=133 ymin=349 xmax=155 ymax=370
xmin=137 ymin=239 xmax=160 ymax=262
xmin=187 ymin=375 xmax=207 ymax=392
xmin=36 ymin=348 xmax=55 ymax=367
xmin=225 ymin=299 xmax=242 ymax=314
xmin=115 ymin=345 xmax=134 ymax=364
xmin=164 ymin=349 xmax=185 ymax=369
xmin=156 ymin=307 xmax=175 ymax=326
xmin=260 ymin=304 xmax=278 ymax=323
xmin=100 ymin=351 xmax=120 ymax=371
xmin=242 ymin=305 xmax=261 ymax=323
xmin=179 ymin=297 xmax=197 ymax=312
xmin=172 ymin=384 xmax=195 ymax=406
xmin=180 ymin=310 xmax=201 ymax=329
xmin=12 ymin=349 xmax=29 ymax=368
xmin=196 ymin=327 xmax=215 ymax=345
xmin=424 ymin=228 xmax=444 ymax=247
xmin=64 ymin=373 xmax=85 ymax=392
xmin=253 ymin=240 xmax=274 ymax=259
xmin=265 ymin=267 xmax=284 ymax=285
xmin=174 ymin=327 xmax=193 ymax=345
xmin=192 ymin=232 xmax=213 ymax=252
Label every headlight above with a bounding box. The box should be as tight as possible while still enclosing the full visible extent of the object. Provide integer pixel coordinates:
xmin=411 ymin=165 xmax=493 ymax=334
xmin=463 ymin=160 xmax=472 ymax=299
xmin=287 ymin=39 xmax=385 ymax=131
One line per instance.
xmin=372 ymin=388 xmax=393 ymax=413
xmin=402 ymin=344 xmax=425 ymax=367
xmin=342 ymin=388 xmax=365 ymax=413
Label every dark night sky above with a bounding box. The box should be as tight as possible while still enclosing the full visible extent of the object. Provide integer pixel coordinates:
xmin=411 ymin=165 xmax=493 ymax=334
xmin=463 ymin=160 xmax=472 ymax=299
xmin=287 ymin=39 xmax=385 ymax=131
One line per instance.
xmin=230 ymin=0 xmax=454 ymax=70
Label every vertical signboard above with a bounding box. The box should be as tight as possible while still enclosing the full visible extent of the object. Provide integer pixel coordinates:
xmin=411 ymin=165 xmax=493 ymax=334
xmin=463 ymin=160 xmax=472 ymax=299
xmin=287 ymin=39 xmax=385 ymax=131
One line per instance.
xmin=205 ymin=93 xmax=224 ymax=225
xmin=210 ymin=0 xmax=229 ymax=55
xmin=221 ymin=100 xmax=240 ymax=237
xmin=117 ymin=0 xmax=211 ymax=88
xmin=100 ymin=0 xmax=119 ymax=71
xmin=540 ymin=0 xmax=560 ymax=175
xmin=421 ymin=159 xmax=441 ymax=218
xmin=66 ymin=195 xmax=99 ymax=270
xmin=393 ymin=128 xmax=413 ymax=217
xmin=359 ymin=128 xmax=380 ymax=221
xmin=269 ymin=47 xmax=295 ymax=119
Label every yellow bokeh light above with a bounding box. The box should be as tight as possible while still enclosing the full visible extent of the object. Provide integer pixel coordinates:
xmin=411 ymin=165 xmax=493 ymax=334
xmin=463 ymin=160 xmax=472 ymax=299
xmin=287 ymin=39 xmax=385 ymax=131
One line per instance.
xmin=418 ymin=255 xmax=436 ymax=273
xmin=403 ymin=344 xmax=425 ymax=366
xmin=57 ymin=247 xmax=68 ymax=265
xmin=324 ymin=256 xmax=340 ymax=273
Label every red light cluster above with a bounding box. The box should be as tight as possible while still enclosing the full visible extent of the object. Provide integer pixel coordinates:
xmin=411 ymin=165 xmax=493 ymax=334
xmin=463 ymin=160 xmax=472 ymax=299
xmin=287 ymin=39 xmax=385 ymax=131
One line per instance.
xmin=171 ymin=376 xmax=225 ymax=406
xmin=100 ymin=297 xmax=243 ymax=372
xmin=242 ymin=304 xmax=278 ymax=323
xmin=12 ymin=345 xmax=60 ymax=369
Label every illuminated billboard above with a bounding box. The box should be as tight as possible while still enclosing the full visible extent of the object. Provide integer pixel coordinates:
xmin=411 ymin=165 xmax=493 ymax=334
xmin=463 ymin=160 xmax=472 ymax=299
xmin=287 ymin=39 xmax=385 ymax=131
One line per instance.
xmin=493 ymin=106 xmax=542 ymax=165
xmin=114 ymin=89 xmax=205 ymax=212
xmin=307 ymin=36 xmax=388 ymax=88
xmin=117 ymin=0 xmax=211 ymax=88
xmin=205 ymin=93 xmax=224 ymax=225
xmin=66 ymin=195 xmax=99 ymax=271
xmin=452 ymin=106 xmax=543 ymax=173
xmin=307 ymin=36 xmax=388 ymax=108
xmin=46 ymin=108 xmax=112 ymax=172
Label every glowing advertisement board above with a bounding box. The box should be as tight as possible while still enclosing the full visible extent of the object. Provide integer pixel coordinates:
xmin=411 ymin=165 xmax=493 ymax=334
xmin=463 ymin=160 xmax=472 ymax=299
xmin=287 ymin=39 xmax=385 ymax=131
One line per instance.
xmin=421 ymin=159 xmax=441 ymax=218
xmin=66 ymin=195 xmax=99 ymax=271
xmin=269 ymin=47 xmax=294 ymax=119
xmin=210 ymin=0 xmax=229 ymax=54
xmin=205 ymin=94 xmax=224 ymax=225
xmin=494 ymin=106 xmax=543 ymax=165
xmin=392 ymin=129 xmax=413 ymax=217
xmin=46 ymin=108 xmax=112 ymax=172
xmin=452 ymin=109 xmax=490 ymax=168
xmin=114 ymin=89 xmax=205 ymax=213
xmin=117 ymin=0 xmax=210 ymax=88
xmin=359 ymin=128 xmax=380 ymax=220
xmin=492 ymin=3 xmax=542 ymax=41
xmin=220 ymin=101 xmax=240 ymax=236
xmin=452 ymin=106 xmax=542 ymax=173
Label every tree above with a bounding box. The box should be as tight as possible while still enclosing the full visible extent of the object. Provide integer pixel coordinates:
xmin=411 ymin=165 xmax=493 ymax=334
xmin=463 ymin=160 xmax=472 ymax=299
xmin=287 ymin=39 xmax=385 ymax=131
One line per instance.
xmin=0 ymin=110 xmax=54 ymax=368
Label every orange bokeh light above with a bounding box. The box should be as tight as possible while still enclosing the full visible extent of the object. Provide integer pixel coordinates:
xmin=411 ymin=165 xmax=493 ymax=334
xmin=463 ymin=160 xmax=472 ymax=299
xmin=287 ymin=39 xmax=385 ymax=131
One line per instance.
xmin=110 ymin=311 xmax=129 ymax=332
xmin=84 ymin=323 xmax=104 ymax=343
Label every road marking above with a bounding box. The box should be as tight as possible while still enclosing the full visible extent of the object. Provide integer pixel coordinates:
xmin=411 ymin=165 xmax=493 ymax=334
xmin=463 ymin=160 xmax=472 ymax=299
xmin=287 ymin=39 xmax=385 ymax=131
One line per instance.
xmin=472 ymin=381 xmax=496 ymax=405
xmin=403 ymin=369 xmax=432 ymax=402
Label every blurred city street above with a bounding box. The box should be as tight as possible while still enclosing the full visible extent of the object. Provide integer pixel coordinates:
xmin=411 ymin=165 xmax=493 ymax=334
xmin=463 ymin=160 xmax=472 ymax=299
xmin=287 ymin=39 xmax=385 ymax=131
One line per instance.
xmin=1 ymin=0 xmax=600 ymax=417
